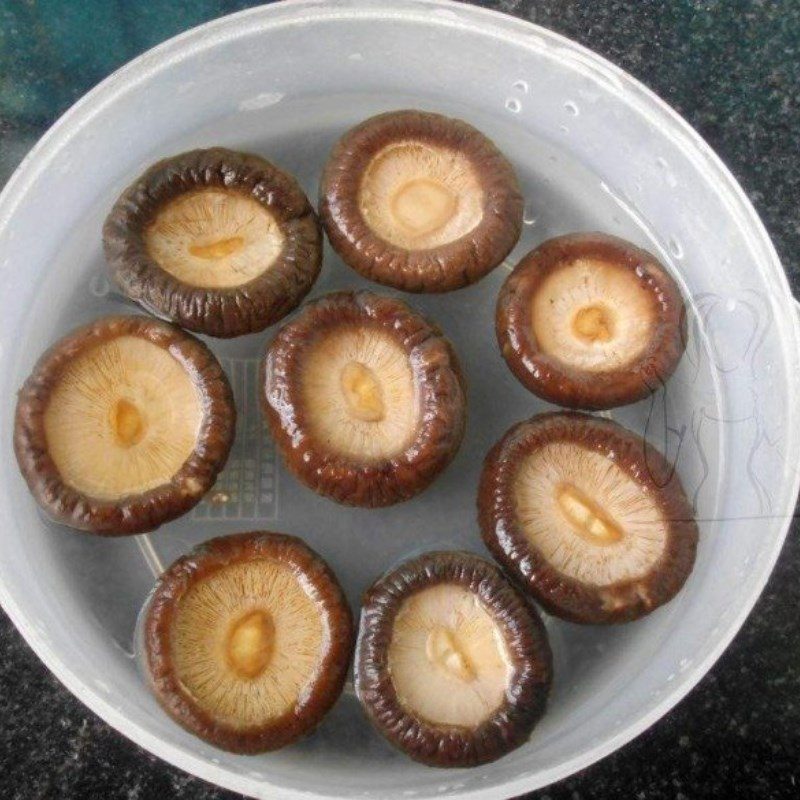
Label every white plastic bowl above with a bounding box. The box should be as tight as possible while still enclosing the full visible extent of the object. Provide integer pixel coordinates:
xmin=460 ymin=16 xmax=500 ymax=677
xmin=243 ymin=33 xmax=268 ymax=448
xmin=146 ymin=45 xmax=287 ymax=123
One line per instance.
xmin=1 ymin=1 xmax=798 ymax=798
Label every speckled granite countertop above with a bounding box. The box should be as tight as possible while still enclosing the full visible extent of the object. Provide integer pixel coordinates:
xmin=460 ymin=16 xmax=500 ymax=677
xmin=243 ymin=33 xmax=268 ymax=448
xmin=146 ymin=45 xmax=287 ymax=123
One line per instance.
xmin=1 ymin=1 xmax=798 ymax=798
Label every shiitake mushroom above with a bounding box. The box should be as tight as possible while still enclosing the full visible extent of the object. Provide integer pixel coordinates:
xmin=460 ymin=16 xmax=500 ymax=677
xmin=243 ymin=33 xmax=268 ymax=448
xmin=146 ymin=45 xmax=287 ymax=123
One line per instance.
xmin=496 ymin=233 xmax=687 ymax=410
xmin=478 ymin=412 xmax=698 ymax=624
xmin=14 ymin=315 xmax=235 ymax=535
xmin=320 ymin=110 xmax=523 ymax=292
xmin=355 ymin=551 xmax=552 ymax=767
xmin=144 ymin=532 xmax=353 ymax=753
xmin=103 ymin=148 xmax=322 ymax=338
xmin=261 ymin=291 xmax=466 ymax=507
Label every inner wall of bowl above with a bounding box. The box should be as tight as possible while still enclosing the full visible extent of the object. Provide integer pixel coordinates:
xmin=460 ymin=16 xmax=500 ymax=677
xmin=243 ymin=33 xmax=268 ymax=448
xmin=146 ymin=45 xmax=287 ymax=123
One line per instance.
xmin=0 ymin=4 xmax=798 ymax=799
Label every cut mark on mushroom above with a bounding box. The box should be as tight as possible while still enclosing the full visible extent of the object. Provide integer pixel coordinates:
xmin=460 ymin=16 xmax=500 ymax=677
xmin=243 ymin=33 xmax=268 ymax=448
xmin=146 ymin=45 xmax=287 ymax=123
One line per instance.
xmin=513 ymin=442 xmax=668 ymax=585
xmin=144 ymin=189 xmax=285 ymax=288
xmin=225 ymin=609 xmax=275 ymax=680
xmin=111 ymin=398 xmax=145 ymax=447
xmin=572 ymin=304 xmax=615 ymax=344
xmin=391 ymin=179 xmax=457 ymax=237
xmin=358 ymin=142 xmax=484 ymax=250
xmin=301 ymin=327 xmax=417 ymax=460
xmin=339 ymin=361 xmax=385 ymax=422
xmin=425 ymin=626 xmax=475 ymax=682
xmin=531 ymin=258 xmax=656 ymax=372
xmin=388 ymin=584 xmax=511 ymax=728
xmin=171 ymin=559 xmax=324 ymax=728
xmin=189 ymin=236 xmax=245 ymax=260
xmin=556 ymin=484 xmax=624 ymax=545
xmin=43 ymin=336 xmax=203 ymax=500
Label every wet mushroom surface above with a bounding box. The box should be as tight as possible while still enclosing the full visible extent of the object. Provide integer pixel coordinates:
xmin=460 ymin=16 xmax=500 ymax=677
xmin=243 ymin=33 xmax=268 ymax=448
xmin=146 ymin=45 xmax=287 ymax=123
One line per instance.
xmin=355 ymin=551 xmax=552 ymax=767
xmin=261 ymin=290 xmax=466 ymax=507
xmin=496 ymin=232 xmax=687 ymax=410
xmin=103 ymin=147 xmax=322 ymax=337
xmin=478 ymin=411 xmax=698 ymax=624
xmin=320 ymin=110 xmax=523 ymax=292
xmin=144 ymin=531 xmax=353 ymax=753
xmin=13 ymin=315 xmax=235 ymax=535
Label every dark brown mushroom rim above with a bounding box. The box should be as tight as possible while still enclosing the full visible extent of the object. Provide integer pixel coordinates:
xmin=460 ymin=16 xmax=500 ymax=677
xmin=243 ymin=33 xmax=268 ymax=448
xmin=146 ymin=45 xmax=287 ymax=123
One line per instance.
xmin=13 ymin=315 xmax=235 ymax=535
xmin=261 ymin=291 xmax=467 ymax=507
xmin=103 ymin=147 xmax=322 ymax=338
xmin=320 ymin=110 xmax=523 ymax=292
xmin=145 ymin=532 xmax=353 ymax=753
xmin=355 ymin=551 xmax=552 ymax=767
xmin=478 ymin=412 xmax=698 ymax=624
xmin=496 ymin=232 xmax=687 ymax=410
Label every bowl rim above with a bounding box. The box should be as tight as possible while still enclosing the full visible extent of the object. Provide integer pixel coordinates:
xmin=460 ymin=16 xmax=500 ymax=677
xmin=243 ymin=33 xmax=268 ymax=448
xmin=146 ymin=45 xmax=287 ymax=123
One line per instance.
xmin=1 ymin=1 xmax=798 ymax=798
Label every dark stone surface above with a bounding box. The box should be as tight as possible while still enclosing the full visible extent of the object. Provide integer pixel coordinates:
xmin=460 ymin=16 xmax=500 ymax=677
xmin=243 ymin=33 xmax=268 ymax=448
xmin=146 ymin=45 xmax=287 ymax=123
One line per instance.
xmin=1 ymin=1 xmax=798 ymax=798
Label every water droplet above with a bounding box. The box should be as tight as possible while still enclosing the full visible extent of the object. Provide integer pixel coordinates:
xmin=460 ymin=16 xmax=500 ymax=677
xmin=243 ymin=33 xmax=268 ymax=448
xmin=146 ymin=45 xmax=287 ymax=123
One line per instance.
xmin=523 ymin=201 xmax=537 ymax=226
xmin=564 ymin=100 xmax=579 ymax=116
xmin=89 ymin=273 xmax=109 ymax=298
xmin=559 ymin=124 xmax=569 ymax=134
xmin=668 ymin=238 xmax=684 ymax=259
xmin=348 ymin=52 xmax=363 ymax=61
xmin=238 ymin=92 xmax=284 ymax=112
xmin=655 ymin=157 xmax=678 ymax=186
xmin=667 ymin=673 xmax=676 ymax=682
xmin=725 ymin=297 xmax=737 ymax=312
xmin=505 ymin=97 xmax=521 ymax=113
xmin=679 ymin=657 xmax=692 ymax=671
xmin=512 ymin=79 xmax=529 ymax=93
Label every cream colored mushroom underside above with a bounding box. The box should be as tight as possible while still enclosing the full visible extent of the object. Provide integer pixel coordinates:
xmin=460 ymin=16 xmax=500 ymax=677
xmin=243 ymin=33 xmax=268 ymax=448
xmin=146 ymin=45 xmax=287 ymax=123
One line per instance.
xmin=358 ymin=141 xmax=484 ymax=250
xmin=171 ymin=559 xmax=325 ymax=728
xmin=301 ymin=326 xmax=418 ymax=461
xmin=532 ymin=259 xmax=657 ymax=372
xmin=144 ymin=189 xmax=285 ymax=288
xmin=388 ymin=584 xmax=511 ymax=729
xmin=513 ymin=442 xmax=669 ymax=586
xmin=43 ymin=336 xmax=203 ymax=500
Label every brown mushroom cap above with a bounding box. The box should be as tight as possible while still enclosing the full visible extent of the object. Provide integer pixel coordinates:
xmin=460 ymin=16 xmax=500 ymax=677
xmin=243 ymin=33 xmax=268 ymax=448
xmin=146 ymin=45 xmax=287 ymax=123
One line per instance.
xmin=478 ymin=412 xmax=698 ymax=624
xmin=496 ymin=232 xmax=687 ymax=410
xmin=145 ymin=532 xmax=353 ymax=753
xmin=355 ymin=551 xmax=552 ymax=767
xmin=320 ymin=110 xmax=523 ymax=292
xmin=261 ymin=291 xmax=466 ymax=507
xmin=13 ymin=315 xmax=235 ymax=535
xmin=103 ymin=148 xmax=322 ymax=338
